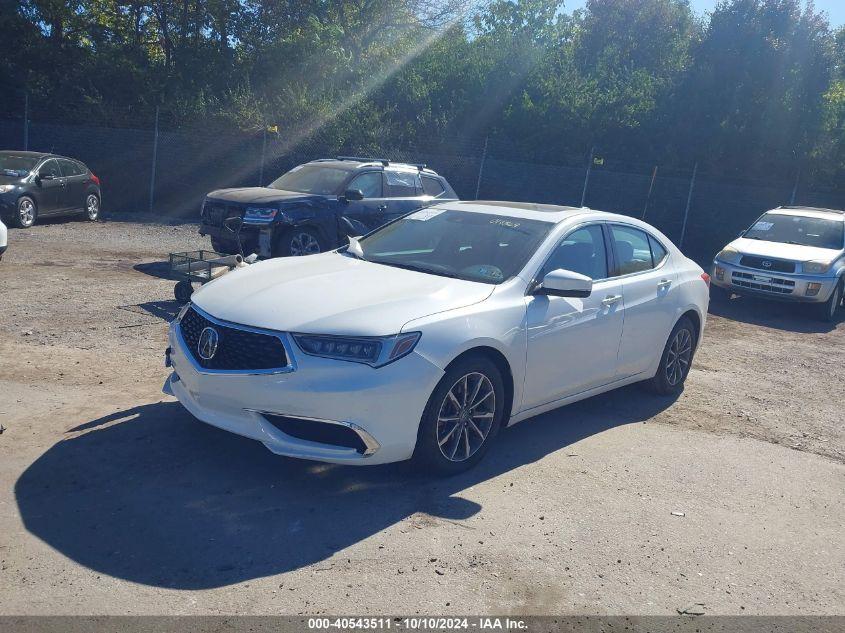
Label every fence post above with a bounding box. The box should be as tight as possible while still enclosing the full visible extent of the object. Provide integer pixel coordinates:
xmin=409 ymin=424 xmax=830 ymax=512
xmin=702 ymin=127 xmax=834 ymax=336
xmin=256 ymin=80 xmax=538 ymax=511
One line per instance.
xmin=148 ymin=106 xmax=160 ymax=214
xmin=580 ymin=146 xmax=595 ymax=207
xmin=790 ymin=166 xmax=801 ymax=205
xmin=474 ymin=136 xmax=489 ymax=199
xmin=679 ymin=162 xmax=698 ymax=249
xmin=23 ymin=92 xmax=29 ymax=151
xmin=641 ymin=166 xmax=658 ymax=220
xmin=259 ymin=127 xmax=267 ymax=186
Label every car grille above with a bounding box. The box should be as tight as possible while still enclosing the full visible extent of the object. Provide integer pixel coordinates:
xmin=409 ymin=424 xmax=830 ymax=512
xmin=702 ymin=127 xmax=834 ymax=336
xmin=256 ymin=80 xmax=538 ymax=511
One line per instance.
xmin=731 ymin=271 xmax=795 ymax=295
xmin=178 ymin=306 xmax=289 ymax=372
xmin=202 ymin=202 xmax=243 ymax=228
xmin=739 ymin=255 xmax=796 ymax=273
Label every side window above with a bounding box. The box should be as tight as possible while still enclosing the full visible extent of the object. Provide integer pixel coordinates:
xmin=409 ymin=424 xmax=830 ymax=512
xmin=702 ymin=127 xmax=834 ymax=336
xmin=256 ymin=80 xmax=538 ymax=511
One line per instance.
xmin=59 ymin=159 xmax=80 ymax=176
xmin=610 ymin=225 xmax=653 ymax=275
xmin=421 ymin=176 xmax=446 ymax=197
xmin=39 ymin=159 xmax=61 ymax=178
xmin=385 ymin=170 xmax=418 ymax=197
xmin=348 ymin=172 xmax=383 ymax=198
xmin=541 ymin=225 xmax=608 ymax=280
xmin=649 ymin=235 xmax=668 ymax=267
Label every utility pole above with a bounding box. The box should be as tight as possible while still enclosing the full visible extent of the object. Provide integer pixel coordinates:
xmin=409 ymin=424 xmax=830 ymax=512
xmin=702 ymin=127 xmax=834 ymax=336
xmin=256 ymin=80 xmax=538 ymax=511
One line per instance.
xmin=580 ymin=146 xmax=595 ymax=207
xmin=679 ymin=163 xmax=698 ymax=249
xmin=641 ymin=166 xmax=658 ymax=220
xmin=790 ymin=166 xmax=801 ymax=206
xmin=259 ymin=126 xmax=267 ymax=186
xmin=149 ymin=106 xmax=160 ymax=214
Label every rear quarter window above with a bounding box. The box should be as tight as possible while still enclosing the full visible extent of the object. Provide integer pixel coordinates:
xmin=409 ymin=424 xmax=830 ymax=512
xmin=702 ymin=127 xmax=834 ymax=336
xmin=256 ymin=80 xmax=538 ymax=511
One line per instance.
xmin=421 ymin=176 xmax=446 ymax=197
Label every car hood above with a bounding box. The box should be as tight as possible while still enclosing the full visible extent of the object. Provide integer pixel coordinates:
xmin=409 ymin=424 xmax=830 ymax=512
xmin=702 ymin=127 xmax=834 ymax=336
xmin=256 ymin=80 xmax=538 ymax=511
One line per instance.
xmin=730 ymin=237 xmax=841 ymax=262
xmin=191 ymin=252 xmax=495 ymax=335
xmin=206 ymin=187 xmax=328 ymax=205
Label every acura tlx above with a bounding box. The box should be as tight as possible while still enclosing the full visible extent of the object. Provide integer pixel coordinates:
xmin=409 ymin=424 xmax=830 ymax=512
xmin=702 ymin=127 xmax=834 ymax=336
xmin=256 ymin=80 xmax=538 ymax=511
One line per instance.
xmin=163 ymin=201 xmax=709 ymax=474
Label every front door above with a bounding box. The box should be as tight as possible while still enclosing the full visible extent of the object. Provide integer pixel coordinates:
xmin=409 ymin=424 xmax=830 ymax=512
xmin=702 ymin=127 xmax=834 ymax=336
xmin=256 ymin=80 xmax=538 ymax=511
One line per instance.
xmin=34 ymin=159 xmax=65 ymax=214
xmin=521 ymin=224 xmax=625 ymax=410
xmin=340 ymin=171 xmax=389 ymax=234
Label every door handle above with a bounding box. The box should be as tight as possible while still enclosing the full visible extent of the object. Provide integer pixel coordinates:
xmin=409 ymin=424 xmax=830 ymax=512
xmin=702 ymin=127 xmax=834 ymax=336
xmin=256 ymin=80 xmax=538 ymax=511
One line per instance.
xmin=657 ymin=279 xmax=672 ymax=290
xmin=601 ymin=294 xmax=622 ymax=307
xmin=377 ymin=205 xmax=388 ymax=213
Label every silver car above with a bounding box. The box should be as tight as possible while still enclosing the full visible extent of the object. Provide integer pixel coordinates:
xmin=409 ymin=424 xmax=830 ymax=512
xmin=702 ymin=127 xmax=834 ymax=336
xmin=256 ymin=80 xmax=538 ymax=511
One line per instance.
xmin=711 ymin=206 xmax=845 ymax=321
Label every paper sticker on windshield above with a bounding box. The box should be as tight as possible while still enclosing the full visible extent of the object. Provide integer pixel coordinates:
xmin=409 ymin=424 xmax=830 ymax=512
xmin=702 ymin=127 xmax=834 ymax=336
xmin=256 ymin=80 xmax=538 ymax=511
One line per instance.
xmin=408 ymin=208 xmax=446 ymax=221
xmin=752 ymin=221 xmax=773 ymax=231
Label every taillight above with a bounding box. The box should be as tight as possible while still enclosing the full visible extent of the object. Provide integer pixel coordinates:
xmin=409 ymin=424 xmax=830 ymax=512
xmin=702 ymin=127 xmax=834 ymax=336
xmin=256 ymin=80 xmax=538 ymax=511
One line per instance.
xmin=90 ymin=172 xmax=101 ymax=186
xmin=701 ymin=272 xmax=711 ymax=287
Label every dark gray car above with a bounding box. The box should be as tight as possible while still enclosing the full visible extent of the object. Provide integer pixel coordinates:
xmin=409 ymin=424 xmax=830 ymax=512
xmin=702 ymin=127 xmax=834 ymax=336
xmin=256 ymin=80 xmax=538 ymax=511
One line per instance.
xmin=0 ymin=151 xmax=102 ymax=228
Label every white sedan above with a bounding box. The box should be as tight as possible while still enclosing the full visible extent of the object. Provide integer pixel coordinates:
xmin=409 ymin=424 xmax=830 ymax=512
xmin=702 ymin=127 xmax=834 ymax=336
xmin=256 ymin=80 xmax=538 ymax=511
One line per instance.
xmin=0 ymin=218 xmax=6 ymax=261
xmin=164 ymin=201 xmax=709 ymax=474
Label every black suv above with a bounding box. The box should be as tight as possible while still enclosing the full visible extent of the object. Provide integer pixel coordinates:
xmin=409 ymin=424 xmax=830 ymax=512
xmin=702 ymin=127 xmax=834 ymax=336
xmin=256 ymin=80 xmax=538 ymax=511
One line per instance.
xmin=0 ymin=151 xmax=102 ymax=228
xmin=199 ymin=157 xmax=458 ymax=258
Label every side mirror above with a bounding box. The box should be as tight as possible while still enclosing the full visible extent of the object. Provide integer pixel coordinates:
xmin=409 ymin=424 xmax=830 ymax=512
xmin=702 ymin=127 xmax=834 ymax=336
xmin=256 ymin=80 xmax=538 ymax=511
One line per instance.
xmin=534 ymin=268 xmax=593 ymax=298
xmin=343 ymin=189 xmax=364 ymax=201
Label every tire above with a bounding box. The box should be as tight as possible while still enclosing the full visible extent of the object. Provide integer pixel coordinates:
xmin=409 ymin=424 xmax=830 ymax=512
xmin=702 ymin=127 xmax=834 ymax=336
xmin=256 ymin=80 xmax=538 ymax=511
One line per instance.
xmin=273 ymin=227 xmax=325 ymax=257
xmin=645 ymin=316 xmax=697 ymax=396
xmin=174 ymin=280 xmax=194 ymax=303
xmin=85 ymin=193 xmax=100 ymax=221
xmin=210 ymin=235 xmax=233 ymax=255
xmin=13 ymin=196 xmax=36 ymax=228
xmin=817 ymin=279 xmax=842 ymax=323
xmin=413 ymin=354 xmax=506 ymax=476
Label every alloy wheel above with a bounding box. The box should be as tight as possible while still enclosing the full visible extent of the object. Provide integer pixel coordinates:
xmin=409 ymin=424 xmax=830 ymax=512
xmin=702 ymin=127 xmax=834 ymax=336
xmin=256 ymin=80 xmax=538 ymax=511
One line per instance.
xmin=86 ymin=194 xmax=99 ymax=220
xmin=19 ymin=199 xmax=35 ymax=227
xmin=436 ymin=372 xmax=496 ymax=462
xmin=289 ymin=232 xmax=321 ymax=256
xmin=665 ymin=328 xmax=693 ymax=387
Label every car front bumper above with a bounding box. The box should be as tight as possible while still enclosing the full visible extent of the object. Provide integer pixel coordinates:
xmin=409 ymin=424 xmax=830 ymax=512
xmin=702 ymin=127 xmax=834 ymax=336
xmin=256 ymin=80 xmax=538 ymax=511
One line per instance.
xmin=711 ymin=259 xmax=838 ymax=303
xmin=163 ymin=321 xmax=444 ymax=465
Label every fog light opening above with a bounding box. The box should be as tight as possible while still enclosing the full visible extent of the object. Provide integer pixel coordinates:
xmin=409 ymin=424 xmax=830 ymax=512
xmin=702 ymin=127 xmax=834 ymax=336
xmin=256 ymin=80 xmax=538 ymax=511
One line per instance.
xmin=805 ymin=283 xmax=822 ymax=297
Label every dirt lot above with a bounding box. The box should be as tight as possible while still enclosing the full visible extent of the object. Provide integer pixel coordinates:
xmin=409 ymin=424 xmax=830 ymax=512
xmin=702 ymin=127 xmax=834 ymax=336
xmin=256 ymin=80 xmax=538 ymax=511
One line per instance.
xmin=0 ymin=217 xmax=843 ymax=615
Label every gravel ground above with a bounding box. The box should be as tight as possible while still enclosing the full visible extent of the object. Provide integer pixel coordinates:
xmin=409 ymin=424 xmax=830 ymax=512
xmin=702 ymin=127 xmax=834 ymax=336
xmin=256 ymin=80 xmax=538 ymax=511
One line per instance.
xmin=0 ymin=216 xmax=843 ymax=616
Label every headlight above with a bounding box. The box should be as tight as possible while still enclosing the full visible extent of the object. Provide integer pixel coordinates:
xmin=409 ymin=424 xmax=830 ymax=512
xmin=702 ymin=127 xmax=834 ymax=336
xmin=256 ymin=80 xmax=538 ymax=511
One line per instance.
xmin=243 ymin=206 xmax=279 ymax=223
xmin=0 ymin=185 xmax=15 ymax=193
xmin=715 ymin=246 xmax=740 ymax=263
xmin=292 ymin=332 xmax=421 ymax=367
xmin=803 ymin=260 xmax=831 ymax=274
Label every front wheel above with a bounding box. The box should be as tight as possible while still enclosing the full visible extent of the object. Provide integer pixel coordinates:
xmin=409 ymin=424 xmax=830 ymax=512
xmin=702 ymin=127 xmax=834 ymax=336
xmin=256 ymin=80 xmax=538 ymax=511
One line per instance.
xmin=413 ymin=354 xmax=505 ymax=475
xmin=13 ymin=196 xmax=37 ymax=228
xmin=817 ymin=280 xmax=842 ymax=323
xmin=273 ymin=227 xmax=325 ymax=257
xmin=85 ymin=193 xmax=100 ymax=221
xmin=645 ymin=317 xmax=697 ymax=396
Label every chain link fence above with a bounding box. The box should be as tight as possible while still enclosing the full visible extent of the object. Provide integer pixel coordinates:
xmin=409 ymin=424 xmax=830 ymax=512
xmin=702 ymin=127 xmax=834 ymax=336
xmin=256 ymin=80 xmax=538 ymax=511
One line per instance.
xmin=2 ymin=113 xmax=843 ymax=265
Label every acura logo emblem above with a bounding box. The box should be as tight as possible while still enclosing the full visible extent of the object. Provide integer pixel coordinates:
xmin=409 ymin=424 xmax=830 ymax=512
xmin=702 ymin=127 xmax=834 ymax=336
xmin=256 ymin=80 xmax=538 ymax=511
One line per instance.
xmin=197 ymin=327 xmax=219 ymax=360
xmin=761 ymin=260 xmax=772 ymax=268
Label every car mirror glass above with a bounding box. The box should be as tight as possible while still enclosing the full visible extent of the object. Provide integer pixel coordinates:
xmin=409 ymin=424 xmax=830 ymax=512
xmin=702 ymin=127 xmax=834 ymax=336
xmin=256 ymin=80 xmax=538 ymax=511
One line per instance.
xmin=344 ymin=189 xmax=364 ymax=201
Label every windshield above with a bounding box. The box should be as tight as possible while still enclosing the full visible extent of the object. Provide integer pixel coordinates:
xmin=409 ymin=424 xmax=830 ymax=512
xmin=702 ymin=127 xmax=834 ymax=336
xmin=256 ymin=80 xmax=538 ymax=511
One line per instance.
xmin=268 ymin=164 xmax=350 ymax=195
xmin=0 ymin=154 xmax=38 ymax=176
xmin=743 ymin=212 xmax=844 ymax=250
xmin=356 ymin=209 xmax=553 ymax=284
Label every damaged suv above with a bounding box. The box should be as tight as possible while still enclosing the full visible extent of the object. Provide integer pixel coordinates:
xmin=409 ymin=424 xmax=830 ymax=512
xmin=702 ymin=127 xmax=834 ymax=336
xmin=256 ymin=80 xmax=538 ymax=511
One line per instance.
xmin=199 ymin=157 xmax=458 ymax=258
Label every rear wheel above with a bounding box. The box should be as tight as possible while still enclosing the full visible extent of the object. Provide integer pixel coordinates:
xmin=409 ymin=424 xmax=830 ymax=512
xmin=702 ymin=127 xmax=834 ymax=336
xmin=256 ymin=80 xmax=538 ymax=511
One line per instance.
xmin=817 ymin=280 xmax=842 ymax=323
xmin=13 ymin=196 xmax=36 ymax=228
xmin=645 ymin=317 xmax=697 ymax=396
xmin=273 ymin=227 xmax=325 ymax=257
xmin=413 ymin=354 xmax=505 ymax=475
xmin=85 ymin=193 xmax=100 ymax=221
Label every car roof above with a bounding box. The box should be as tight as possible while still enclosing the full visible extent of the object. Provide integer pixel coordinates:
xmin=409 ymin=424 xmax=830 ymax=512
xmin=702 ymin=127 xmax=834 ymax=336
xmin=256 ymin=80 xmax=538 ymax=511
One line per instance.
xmin=433 ymin=200 xmax=593 ymax=223
xmin=769 ymin=206 xmax=845 ymax=221
xmin=309 ymin=157 xmax=439 ymax=175
xmin=0 ymin=150 xmax=81 ymax=163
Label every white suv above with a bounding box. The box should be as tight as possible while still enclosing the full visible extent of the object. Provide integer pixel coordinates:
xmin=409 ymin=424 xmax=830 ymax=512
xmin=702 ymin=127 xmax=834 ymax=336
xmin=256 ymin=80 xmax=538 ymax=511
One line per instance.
xmin=711 ymin=206 xmax=845 ymax=321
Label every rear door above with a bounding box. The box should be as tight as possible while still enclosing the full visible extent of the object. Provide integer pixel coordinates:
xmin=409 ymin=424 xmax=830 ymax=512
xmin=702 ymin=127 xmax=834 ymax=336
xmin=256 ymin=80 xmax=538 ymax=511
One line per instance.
xmin=383 ymin=169 xmax=425 ymax=220
xmin=340 ymin=170 xmax=389 ymax=234
xmin=58 ymin=159 xmax=86 ymax=211
xmin=34 ymin=159 xmax=65 ymax=215
xmin=608 ymin=224 xmax=678 ymax=378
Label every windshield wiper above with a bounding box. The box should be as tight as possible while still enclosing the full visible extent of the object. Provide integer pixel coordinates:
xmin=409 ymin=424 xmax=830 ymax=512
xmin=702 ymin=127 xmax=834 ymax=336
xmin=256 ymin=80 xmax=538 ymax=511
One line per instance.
xmin=372 ymin=260 xmax=460 ymax=278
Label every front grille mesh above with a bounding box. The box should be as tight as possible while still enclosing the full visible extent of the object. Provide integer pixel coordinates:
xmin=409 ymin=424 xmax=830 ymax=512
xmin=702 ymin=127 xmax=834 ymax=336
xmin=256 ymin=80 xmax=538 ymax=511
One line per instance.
xmin=739 ymin=255 xmax=796 ymax=273
xmin=731 ymin=271 xmax=795 ymax=295
xmin=178 ymin=306 xmax=288 ymax=371
xmin=262 ymin=414 xmax=367 ymax=453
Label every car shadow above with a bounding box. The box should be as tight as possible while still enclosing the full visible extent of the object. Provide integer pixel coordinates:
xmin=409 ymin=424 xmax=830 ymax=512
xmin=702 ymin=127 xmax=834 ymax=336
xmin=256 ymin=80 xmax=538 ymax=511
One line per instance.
xmin=133 ymin=260 xmax=175 ymax=281
xmin=117 ymin=300 xmax=182 ymax=322
xmin=15 ymin=385 xmax=678 ymax=590
xmin=708 ymin=293 xmax=843 ymax=333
